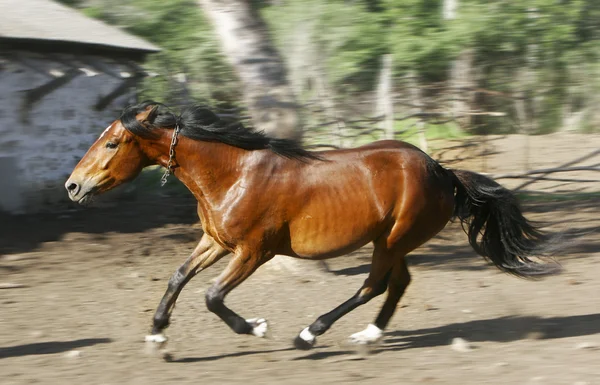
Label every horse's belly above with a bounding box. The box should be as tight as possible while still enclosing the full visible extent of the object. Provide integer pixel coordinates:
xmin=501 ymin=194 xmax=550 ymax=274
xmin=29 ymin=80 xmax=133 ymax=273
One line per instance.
xmin=287 ymin=208 xmax=386 ymax=258
xmin=284 ymin=156 xmax=401 ymax=258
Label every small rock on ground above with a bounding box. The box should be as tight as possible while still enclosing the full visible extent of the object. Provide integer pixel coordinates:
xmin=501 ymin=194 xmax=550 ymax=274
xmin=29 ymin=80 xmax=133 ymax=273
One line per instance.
xmin=64 ymin=350 xmax=82 ymax=358
xmin=574 ymin=342 xmax=598 ymax=350
xmin=0 ymin=283 xmax=26 ymax=289
xmin=451 ymin=338 xmax=473 ymax=352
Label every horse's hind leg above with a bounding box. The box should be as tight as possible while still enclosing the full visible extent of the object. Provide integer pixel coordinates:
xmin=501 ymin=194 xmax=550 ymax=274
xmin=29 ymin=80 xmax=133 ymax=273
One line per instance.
xmin=146 ymin=233 xmax=229 ymax=344
xmin=348 ymin=256 xmax=411 ymax=345
xmin=294 ymin=241 xmax=394 ymax=350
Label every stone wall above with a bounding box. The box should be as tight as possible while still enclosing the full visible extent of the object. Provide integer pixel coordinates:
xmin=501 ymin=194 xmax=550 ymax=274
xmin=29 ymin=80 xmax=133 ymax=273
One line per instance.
xmin=0 ymin=51 xmax=138 ymax=213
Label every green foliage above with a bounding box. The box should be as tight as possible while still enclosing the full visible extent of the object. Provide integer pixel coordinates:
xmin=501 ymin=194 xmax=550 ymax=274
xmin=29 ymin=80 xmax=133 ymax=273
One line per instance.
xmin=263 ymin=0 xmax=600 ymax=134
xmin=80 ymin=6 xmax=103 ymax=19
xmin=262 ymin=0 xmax=388 ymax=93
xmin=383 ymin=0 xmax=462 ymax=81
xmin=62 ymin=0 xmax=600 ymax=135
xmin=68 ymin=0 xmax=239 ymax=105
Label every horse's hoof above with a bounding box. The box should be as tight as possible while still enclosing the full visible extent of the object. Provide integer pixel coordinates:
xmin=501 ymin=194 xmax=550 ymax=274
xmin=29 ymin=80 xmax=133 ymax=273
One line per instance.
xmin=294 ymin=327 xmax=316 ymax=350
xmin=348 ymin=324 xmax=383 ymax=346
xmin=144 ymin=333 xmax=168 ymax=353
xmin=145 ymin=333 xmax=168 ymax=344
xmin=246 ymin=318 xmax=269 ymax=338
xmin=144 ymin=333 xmax=168 ymax=356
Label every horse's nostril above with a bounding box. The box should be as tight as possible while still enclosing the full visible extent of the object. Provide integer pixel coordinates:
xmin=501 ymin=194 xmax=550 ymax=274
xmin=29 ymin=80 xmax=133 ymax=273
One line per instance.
xmin=65 ymin=180 xmax=83 ymax=201
xmin=66 ymin=182 xmax=79 ymax=193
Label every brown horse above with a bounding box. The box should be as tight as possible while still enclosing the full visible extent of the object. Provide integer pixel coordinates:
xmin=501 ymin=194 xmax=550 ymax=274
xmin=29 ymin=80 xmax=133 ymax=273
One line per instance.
xmin=65 ymin=101 xmax=558 ymax=350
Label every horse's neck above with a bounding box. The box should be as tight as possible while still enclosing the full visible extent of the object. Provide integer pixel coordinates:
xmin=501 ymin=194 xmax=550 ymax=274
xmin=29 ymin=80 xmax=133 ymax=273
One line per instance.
xmin=172 ymin=138 xmax=268 ymax=240
xmin=147 ymin=133 xmax=282 ymax=236
xmin=170 ymin=138 xmax=246 ymax=202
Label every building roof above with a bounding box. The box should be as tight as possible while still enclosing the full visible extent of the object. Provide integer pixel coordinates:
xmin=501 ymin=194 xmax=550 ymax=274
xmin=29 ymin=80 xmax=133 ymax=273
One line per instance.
xmin=0 ymin=0 xmax=160 ymax=53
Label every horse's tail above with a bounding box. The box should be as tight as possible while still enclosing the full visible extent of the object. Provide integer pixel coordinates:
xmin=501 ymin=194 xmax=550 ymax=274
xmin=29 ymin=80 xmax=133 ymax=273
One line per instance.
xmin=449 ymin=169 xmax=561 ymax=278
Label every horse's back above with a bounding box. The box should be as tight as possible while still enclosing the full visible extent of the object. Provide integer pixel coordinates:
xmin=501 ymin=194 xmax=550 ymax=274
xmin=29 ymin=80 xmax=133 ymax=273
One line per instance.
xmin=356 ymin=139 xmax=423 ymax=151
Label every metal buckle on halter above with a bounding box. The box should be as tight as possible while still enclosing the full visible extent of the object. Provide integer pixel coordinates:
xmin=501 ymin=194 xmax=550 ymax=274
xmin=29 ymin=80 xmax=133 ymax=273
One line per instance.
xmin=161 ymin=123 xmax=181 ymax=186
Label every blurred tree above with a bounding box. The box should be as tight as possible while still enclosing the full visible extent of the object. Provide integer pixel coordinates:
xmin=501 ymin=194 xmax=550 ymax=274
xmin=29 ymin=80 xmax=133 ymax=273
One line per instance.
xmin=58 ymin=0 xmax=600 ymax=135
xmin=58 ymin=0 xmax=240 ymax=106
xmin=197 ymin=0 xmax=301 ymax=140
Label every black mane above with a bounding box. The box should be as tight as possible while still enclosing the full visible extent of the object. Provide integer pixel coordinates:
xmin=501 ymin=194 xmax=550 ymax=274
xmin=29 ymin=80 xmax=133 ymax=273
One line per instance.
xmin=119 ymin=100 xmax=320 ymax=161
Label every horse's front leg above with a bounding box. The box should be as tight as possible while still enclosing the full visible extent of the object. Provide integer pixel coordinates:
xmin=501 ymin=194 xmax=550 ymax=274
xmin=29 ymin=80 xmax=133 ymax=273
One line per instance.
xmin=145 ymin=233 xmax=229 ymax=344
xmin=205 ymin=248 xmax=273 ymax=337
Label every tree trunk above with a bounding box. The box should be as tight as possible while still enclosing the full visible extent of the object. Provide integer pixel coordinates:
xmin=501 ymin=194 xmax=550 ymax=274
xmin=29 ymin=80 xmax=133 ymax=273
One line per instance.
xmin=198 ymin=0 xmax=328 ymax=276
xmin=313 ymin=56 xmax=346 ymax=147
xmin=443 ymin=0 xmax=458 ymax=20
xmin=407 ymin=73 xmax=428 ymax=153
xmin=375 ymin=54 xmax=394 ymax=140
xmin=198 ymin=0 xmax=301 ymax=140
xmin=448 ymin=48 xmax=474 ymax=127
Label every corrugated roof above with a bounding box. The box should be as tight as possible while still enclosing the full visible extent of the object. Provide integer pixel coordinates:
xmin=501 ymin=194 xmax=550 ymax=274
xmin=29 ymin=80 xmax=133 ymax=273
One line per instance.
xmin=0 ymin=0 xmax=160 ymax=53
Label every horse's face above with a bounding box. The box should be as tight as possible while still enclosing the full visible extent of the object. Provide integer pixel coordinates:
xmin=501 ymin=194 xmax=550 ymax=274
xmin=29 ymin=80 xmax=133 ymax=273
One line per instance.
xmin=65 ymin=115 xmax=149 ymax=204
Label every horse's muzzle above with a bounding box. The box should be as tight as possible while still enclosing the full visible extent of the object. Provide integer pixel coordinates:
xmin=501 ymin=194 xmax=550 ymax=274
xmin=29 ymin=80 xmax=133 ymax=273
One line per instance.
xmin=65 ymin=178 xmax=94 ymax=204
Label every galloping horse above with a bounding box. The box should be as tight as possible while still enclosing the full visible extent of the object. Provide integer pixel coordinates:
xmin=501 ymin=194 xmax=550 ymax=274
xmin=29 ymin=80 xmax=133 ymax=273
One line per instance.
xmin=65 ymin=101 xmax=557 ymax=349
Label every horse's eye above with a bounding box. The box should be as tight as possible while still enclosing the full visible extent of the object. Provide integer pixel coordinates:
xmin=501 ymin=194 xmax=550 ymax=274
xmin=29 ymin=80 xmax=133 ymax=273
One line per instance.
xmin=105 ymin=142 xmax=118 ymax=149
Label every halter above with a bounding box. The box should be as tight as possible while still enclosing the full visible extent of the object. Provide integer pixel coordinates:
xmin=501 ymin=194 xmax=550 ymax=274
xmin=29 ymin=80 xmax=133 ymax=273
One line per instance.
xmin=160 ymin=123 xmax=181 ymax=186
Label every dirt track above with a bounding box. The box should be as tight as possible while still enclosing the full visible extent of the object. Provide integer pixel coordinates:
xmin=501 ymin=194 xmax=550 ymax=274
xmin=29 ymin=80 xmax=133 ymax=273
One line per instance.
xmin=1 ymin=133 xmax=599 ymax=385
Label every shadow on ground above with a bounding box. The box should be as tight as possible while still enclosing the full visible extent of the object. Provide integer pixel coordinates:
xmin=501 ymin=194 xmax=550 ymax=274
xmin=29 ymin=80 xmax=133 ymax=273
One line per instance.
xmin=168 ymin=313 xmax=600 ymax=363
xmin=294 ymin=313 xmax=600 ymax=360
xmin=0 ymin=338 xmax=112 ymax=359
xmin=383 ymin=312 xmax=600 ymax=348
xmin=0 ymin=186 xmax=198 ymax=255
xmin=172 ymin=347 xmax=299 ymax=363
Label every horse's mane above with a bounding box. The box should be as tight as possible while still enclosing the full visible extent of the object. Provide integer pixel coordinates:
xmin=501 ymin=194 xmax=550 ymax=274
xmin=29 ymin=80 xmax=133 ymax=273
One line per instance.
xmin=119 ymin=100 xmax=320 ymax=161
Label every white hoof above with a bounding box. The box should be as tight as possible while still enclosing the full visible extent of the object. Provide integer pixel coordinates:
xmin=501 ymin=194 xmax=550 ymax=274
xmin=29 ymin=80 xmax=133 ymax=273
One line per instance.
xmin=300 ymin=327 xmax=316 ymax=343
xmin=246 ymin=318 xmax=269 ymax=338
xmin=144 ymin=333 xmax=168 ymax=356
xmin=348 ymin=324 xmax=383 ymax=345
xmin=294 ymin=327 xmax=317 ymax=350
xmin=145 ymin=333 xmax=168 ymax=344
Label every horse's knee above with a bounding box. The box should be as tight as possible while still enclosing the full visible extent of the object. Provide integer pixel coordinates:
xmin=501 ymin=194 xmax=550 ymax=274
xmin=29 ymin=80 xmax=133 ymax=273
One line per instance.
xmin=372 ymin=281 xmax=389 ymax=297
xmin=358 ymin=282 xmax=387 ymax=303
xmin=362 ymin=268 xmax=392 ymax=298
xmin=204 ymin=285 xmax=253 ymax=334
xmin=168 ymin=268 xmax=186 ymax=290
xmin=205 ymin=286 xmax=223 ymax=313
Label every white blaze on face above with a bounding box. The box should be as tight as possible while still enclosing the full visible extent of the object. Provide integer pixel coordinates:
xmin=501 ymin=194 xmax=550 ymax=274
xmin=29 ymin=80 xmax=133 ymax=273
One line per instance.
xmin=99 ymin=123 xmax=112 ymax=139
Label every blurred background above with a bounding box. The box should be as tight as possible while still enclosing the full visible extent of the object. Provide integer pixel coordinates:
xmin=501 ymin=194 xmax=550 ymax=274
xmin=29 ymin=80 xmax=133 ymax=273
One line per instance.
xmin=0 ymin=0 xmax=599 ymax=213
xmin=58 ymin=0 xmax=600 ymax=140
xmin=1 ymin=1 xmax=599 ymax=384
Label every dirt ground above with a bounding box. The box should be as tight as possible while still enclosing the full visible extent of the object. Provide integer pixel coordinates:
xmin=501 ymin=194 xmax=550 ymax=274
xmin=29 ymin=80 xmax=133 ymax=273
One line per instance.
xmin=1 ymin=133 xmax=599 ymax=385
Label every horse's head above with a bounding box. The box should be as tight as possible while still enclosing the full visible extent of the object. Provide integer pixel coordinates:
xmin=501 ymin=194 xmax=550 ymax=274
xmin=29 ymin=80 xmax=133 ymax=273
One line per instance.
xmin=65 ymin=106 xmax=159 ymax=204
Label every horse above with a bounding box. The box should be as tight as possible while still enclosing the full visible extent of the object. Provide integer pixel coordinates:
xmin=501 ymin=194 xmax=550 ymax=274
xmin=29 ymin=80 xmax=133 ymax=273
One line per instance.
xmin=65 ymin=101 xmax=559 ymax=350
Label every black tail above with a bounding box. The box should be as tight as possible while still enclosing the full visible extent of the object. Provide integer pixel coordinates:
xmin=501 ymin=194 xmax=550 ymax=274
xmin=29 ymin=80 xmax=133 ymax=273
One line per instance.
xmin=450 ymin=169 xmax=561 ymax=278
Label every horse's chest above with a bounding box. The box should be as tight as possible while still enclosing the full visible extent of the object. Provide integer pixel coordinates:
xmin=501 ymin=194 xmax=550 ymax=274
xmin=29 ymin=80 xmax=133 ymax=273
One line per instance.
xmin=198 ymin=200 xmax=269 ymax=249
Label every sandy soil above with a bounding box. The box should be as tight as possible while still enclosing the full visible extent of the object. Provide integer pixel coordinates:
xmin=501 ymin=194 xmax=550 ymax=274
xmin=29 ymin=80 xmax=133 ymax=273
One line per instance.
xmin=1 ymin=133 xmax=599 ymax=385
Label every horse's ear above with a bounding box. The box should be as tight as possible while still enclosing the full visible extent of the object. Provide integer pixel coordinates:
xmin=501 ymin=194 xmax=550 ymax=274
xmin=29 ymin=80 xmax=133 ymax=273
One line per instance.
xmin=139 ymin=105 xmax=159 ymax=126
